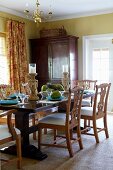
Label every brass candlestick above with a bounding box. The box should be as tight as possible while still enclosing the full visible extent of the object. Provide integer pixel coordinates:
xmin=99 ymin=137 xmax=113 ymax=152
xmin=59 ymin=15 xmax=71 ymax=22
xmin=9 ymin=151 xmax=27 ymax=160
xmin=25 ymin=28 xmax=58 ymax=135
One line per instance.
xmin=62 ymin=72 xmax=69 ymax=92
xmin=28 ymin=73 xmax=39 ymax=100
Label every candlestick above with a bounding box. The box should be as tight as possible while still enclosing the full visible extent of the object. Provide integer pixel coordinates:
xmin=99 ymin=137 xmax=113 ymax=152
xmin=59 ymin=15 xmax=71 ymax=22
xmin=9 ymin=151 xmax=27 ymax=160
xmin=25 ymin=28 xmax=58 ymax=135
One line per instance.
xmin=28 ymin=73 xmax=39 ymax=100
xmin=62 ymin=71 xmax=69 ymax=92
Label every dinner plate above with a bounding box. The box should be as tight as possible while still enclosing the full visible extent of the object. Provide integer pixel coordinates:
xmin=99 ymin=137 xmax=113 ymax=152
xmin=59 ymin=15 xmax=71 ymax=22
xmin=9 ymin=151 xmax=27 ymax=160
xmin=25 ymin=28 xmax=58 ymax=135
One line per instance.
xmin=8 ymin=93 xmax=17 ymax=99
xmin=8 ymin=93 xmax=25 ymax=99
xmin=83 ymin=89 xmax=95 ymax=94
xmin=47 ymin=96 xmax=64 ymax=101
xmin=0 ymin=99 xmax=18 ymax=105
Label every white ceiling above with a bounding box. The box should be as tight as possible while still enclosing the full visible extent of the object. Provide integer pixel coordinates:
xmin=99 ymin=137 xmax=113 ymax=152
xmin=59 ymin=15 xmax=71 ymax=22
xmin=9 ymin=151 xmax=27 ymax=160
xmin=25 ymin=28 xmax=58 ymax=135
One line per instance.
xmin=0 ymin=0 xmax=113 ymax=21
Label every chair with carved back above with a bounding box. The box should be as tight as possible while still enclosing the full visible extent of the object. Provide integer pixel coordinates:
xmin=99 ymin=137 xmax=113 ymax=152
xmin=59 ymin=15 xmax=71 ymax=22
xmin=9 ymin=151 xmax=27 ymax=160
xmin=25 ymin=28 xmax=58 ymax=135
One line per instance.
xmin=80 ymin=83 xmax=111 ymax=143
xmin=37 ymin=88 xmax=84 ymax=157
xmin=71 ymin=80 xmax=97 ymax=128
xmin=72 ymin=80 xmax=97 ymax=90
xmin=0 ymin=109 xmax=22 ymax=169
xmin=0 ymin=85 xmax=15 ymax=125
xmin=0 ymin=84 xmax=40 ymax=140
xmin=71 ymin=80 xmax=97 ymax=107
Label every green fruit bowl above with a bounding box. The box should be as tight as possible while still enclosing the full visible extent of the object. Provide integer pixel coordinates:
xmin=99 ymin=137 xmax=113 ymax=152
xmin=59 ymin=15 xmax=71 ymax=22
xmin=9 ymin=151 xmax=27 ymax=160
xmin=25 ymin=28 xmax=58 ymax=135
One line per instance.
xmin=47 ymin=96 xmax=64 ymax=101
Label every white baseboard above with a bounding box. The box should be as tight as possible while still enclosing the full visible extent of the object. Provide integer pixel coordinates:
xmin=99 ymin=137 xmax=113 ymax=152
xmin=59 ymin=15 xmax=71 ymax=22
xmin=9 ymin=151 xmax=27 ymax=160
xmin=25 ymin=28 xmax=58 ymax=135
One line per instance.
xmin=107 ymin=111 xmax=113 ymax=114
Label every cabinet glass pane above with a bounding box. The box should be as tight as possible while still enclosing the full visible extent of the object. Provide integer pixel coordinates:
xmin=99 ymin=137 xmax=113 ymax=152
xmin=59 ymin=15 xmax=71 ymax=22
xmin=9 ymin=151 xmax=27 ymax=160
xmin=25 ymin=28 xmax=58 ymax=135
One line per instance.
xmin=51 ymin=43 xmax=69 ymax=79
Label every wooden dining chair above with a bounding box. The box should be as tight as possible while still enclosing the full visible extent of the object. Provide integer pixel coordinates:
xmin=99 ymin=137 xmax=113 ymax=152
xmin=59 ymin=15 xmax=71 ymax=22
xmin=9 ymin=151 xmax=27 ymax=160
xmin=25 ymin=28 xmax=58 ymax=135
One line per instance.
xmin=37 ymin=88 xmax=84 ymax=157
xmin=72 ymin=80 xmax=97 ymax=89
xmin=0 ymin=84 xmax=37 ymax=140
xmin=80 ymin=83 xmax=111 ymax=143
xmin=72 ymin=80 xmax=97 ymax=106
xmin=0 ymin=109 xmax=22 ymax=169
xmin=71 ymin=80 xmax=97 ymax=128
xmin=0 ymin=85 xmax=15 ymax=125
xmin=31 ymin=107 xmax=58 ymax=140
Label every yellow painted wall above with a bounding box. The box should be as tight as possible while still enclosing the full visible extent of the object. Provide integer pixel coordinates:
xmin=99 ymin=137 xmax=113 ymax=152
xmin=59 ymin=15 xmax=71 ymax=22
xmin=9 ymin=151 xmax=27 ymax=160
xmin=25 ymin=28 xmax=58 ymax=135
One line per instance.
xmin=0 ymin=11 xmax=113 ymax=78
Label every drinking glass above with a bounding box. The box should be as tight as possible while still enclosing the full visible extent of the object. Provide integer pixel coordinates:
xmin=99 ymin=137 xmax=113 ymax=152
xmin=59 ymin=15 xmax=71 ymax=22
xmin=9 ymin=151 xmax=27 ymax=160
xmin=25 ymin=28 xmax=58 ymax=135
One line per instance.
xmin=15 ymin=90 xmax=20 ymax=101
xmin=19 ymin=94 xmax=26 ymax=104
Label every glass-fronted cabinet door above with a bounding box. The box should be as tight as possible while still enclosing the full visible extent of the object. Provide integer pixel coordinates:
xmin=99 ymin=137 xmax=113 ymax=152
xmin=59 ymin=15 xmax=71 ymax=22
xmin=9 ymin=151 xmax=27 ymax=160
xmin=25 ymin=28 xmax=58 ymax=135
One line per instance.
xmin=49 ymin=41 xmax=69 ymax=81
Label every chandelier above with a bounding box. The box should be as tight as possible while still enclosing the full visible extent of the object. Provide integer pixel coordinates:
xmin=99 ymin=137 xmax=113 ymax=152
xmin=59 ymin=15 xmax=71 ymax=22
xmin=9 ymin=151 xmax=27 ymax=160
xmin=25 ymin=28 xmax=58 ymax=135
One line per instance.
xmin=33 ymin=0 xmax=42 ymax=23
xmin=24 ymin=0 xmax=53 ymax=24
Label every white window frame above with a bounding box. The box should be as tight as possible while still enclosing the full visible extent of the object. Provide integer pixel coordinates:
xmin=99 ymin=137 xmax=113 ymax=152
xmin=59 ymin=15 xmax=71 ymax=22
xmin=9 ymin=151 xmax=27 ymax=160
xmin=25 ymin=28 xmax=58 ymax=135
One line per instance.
xmin=0 ymin=32 xmax=10 ymax=85
xmin=82 ymin=33 xmax=113 ymax=112
xmin=83 ymin=33 xmax=113 ymax=79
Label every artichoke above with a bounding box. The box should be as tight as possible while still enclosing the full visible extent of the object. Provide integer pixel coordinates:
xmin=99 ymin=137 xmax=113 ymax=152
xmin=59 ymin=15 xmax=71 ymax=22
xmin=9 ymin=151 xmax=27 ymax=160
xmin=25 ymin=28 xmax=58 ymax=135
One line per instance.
xmin=50 ymin=90 xmax=61 ymax=99
xmin=41 ymin=85 xmax=48 ymax=91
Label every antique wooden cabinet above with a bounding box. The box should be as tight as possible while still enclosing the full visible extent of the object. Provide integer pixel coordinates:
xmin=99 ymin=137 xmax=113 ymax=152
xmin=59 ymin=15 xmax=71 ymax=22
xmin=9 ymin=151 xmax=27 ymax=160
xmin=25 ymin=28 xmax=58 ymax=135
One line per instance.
xmin=29 ymin=35 xmax=78 ymax=91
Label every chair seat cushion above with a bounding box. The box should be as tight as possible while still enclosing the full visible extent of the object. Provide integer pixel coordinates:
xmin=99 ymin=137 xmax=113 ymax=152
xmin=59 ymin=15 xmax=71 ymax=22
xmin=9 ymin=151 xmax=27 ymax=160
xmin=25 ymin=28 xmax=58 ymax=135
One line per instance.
xmin=81 ymin=107 xmax=93 ymax=116
xmin=38 ymin=113 xmax=66 ymax=126
xmin=0 ymin=125 xmax=20 ymax=141
xmin=82 ymin=99 xmax=91 ymax=107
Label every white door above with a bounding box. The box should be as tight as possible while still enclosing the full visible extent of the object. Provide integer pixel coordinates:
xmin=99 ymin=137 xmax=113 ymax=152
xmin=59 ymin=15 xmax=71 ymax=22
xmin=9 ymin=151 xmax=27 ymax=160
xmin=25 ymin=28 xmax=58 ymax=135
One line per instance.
xmin=83 ymin=35 xmax=113 ymax=112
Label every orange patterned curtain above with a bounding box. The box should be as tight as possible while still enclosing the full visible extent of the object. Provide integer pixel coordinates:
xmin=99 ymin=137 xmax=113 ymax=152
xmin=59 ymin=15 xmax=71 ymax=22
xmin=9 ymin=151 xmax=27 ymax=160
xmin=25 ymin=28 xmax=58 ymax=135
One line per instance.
xmin=6 ymin=20 xmax=28 ymax=92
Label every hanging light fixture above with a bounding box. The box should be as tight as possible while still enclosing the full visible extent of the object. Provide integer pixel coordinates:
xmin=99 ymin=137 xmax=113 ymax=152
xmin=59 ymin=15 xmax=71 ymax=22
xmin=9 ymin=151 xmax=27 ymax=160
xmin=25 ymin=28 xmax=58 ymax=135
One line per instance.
xmin=24 ymin=0 xmax=53 ymax=24
xmin=33 ymin=0 xmax=42 ymax=23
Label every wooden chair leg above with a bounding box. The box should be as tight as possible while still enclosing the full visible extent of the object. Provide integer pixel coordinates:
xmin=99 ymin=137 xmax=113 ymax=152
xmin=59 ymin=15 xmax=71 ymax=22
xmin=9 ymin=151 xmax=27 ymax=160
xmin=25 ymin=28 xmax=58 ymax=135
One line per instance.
xmin=65 ymin=130 xmax=73 ymax=157
xmin=16 ymin=134 xmax=22 ymax=169
xmin=76 ymin=126 xmax=83 ymax=150
xmin=88 ymin=120 xmax=90 ymax=126
xmin=84 ymin=119 xmax=87 ymax=128
xmin=93 ymin=119 xmax=99 ymax=143
xmin=33 ymin=132 xmax=37 ymax=140
xmin=104 ymin=116 xmax=109 ymax=138
xmin=44 ymin=128 xmax=47 ymax=134
xmin=70 ymin=129 xmax=73 ymax=140
xmin=53 ymin=129 xmax=57 ymax=144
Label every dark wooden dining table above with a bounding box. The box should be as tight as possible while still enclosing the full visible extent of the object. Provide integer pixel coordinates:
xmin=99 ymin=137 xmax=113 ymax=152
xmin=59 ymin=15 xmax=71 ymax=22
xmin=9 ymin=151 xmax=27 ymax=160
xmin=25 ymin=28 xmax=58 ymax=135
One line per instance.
xmin=0 ymin=90 xmax=95 ymax=160
xmin=0 ymin=100 xmax=59 ymax=160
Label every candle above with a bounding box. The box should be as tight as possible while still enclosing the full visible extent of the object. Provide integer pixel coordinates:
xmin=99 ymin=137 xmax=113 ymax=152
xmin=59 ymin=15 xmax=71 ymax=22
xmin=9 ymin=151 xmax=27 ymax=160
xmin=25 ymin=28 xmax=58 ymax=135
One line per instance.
xmin=29 ymin=63 xmax=36 ymax=73
xmin=62 ymin=65 xmax=68 ymax=72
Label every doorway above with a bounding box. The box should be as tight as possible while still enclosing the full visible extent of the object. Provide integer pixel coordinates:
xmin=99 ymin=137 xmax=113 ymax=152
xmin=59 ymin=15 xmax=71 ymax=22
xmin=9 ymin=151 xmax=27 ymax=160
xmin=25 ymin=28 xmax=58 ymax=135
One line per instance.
xmin=83 ymin=34 xmax=113 ymax=112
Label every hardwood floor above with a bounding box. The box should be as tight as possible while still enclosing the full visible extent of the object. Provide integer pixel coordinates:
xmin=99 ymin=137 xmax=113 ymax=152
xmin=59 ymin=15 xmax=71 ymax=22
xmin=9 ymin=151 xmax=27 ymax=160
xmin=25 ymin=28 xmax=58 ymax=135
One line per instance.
xmin=1 ymin=113 xmax=113 ymax=170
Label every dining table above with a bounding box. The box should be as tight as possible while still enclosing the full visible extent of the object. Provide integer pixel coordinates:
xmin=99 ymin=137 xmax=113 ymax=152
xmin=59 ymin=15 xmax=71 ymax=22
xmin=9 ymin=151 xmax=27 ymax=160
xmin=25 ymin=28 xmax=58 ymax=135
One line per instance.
xmin=0 ymin=100 xmax=60 ymax=160
xmin=0 ymin=89 xmax=95 ymax=160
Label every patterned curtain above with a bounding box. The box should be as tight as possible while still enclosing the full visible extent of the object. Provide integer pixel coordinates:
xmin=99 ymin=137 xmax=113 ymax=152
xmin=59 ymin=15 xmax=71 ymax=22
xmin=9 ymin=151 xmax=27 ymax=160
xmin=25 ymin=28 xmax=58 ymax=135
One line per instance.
xmin=6 ymin=20 xmax=28 ymax=92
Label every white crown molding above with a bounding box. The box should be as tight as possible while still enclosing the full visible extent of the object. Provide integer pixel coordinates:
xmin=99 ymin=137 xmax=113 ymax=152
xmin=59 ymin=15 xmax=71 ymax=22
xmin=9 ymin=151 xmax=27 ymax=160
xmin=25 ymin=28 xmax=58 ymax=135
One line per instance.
xmin=50 ymin=9 xmax=113 ymax=21
xmin=0 ymin=5 xmax=33 ymax=21
xmin=0 ymin=5 xmax=113 ymax=22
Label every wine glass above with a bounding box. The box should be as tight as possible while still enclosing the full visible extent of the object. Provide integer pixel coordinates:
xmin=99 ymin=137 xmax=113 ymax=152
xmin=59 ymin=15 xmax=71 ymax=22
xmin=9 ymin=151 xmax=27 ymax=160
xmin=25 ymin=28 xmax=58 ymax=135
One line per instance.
xmin=19 ymin=93 xmax=26 ymax=104
xmin=14 ymin=90 xmax=20 ymax=101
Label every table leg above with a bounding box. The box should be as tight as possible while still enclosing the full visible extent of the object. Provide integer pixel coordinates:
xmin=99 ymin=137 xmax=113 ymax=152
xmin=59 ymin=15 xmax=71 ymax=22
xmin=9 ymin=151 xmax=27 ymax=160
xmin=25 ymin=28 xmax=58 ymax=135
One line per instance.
xmin=0 ymin=111 xmax=47 ymax=160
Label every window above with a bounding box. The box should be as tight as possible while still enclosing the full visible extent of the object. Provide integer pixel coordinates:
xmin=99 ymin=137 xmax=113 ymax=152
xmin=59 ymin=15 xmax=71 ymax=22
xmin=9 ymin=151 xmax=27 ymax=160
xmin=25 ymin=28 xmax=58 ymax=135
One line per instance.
xmin=83 ymin=36 xmax=113 ymax=111
xmin=0 ymin=33 xmax=10 ymax=84
xmin=92 ymin=48 xmax=109 ymax=84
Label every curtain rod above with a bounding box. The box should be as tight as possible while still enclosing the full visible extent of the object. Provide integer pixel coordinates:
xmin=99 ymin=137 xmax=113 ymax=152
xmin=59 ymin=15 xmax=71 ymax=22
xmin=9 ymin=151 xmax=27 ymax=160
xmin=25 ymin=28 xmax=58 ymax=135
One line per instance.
xmin=0 ymin=15 xmax=25 ymax=24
